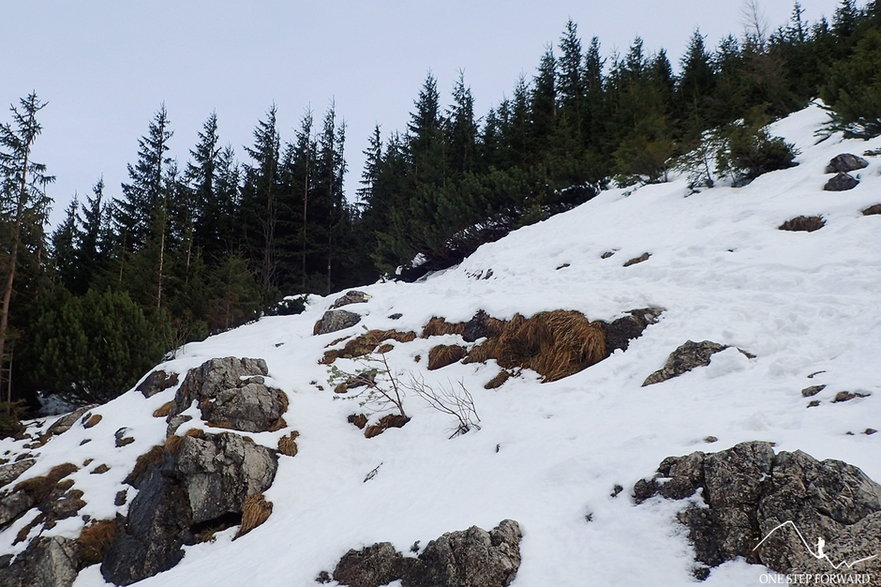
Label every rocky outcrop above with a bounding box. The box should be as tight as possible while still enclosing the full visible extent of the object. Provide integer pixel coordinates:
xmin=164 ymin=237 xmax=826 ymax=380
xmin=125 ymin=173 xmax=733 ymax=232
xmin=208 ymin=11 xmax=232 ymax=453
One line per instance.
xmin=642 ymin=340 xmax=732 ymax=386
xmin=331 ymin=290 xmax=371 ymax=309
xmin=136 ymin=369 xmax=180 ymax=398
xmin=634 ymin=442 xmax=881 ymax=579
xmin=313 ymin=309 xmax=362 ymax=335
xmin=331 ymin=519 xmax=522 ymax=587
xmin=824 ymin=171 xmax=859 ymax=191
xmin=168 ymin=357 xmax=287 ymax=433
xmin=0 ymin=459 xmax=34 ymax=490
xmin=0 ymin=536 xmax=80 ymax=587
xmin=825 ymin=153 xmax=869 ymax=174
xmin=102 ymin=432 xmax=278 ymax=585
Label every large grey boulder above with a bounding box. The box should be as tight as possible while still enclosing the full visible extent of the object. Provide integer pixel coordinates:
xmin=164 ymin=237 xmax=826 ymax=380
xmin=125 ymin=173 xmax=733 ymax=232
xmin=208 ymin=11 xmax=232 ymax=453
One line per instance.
xmin=0 ymin=536 xmax=80 ymax=587
xmin=102 ymin=432 xmax=278 ymax=585
xmin=331 ymin=520 xmax=522 ymax=587
xmin=825 ymin=153 xmax=869 ymax=173
xmin=168 ymin=357 xmax=287 ymax=433
xmin=642 ymin=340 xmax=729 ymax=386
xmin=634 ymin=441 xmax=881 ymax=579
xmin=313 ymin=309 xmax=361 ymax=335
xmin=824 ymin=171 xmax=860 ymax=191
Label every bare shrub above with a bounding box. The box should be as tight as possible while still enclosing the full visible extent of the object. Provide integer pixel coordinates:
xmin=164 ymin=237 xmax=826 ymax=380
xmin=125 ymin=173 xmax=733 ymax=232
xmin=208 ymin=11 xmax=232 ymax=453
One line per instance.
xmin=405 ymin=376 xmax=481 ymax=439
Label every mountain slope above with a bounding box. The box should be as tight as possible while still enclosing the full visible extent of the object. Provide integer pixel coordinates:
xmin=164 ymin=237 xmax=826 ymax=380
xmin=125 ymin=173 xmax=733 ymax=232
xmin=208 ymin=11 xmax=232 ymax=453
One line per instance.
xmin=2 ymin=103 xmax=880 ymax=586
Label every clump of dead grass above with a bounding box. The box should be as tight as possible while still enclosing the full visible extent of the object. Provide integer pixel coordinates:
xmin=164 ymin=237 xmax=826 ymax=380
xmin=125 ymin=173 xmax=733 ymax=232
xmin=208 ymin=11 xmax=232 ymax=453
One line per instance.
xmin=862 ymin=204 xmax=881 ymax=216
xmin=484 ymin=370 xmax=511 ymax=389
xmin=236 ymin=493 xmax=273 ymax=538
xmin=124 ymin=445 xmax=165 ymax=486
xmin=320 ymin=330 xmax=417 ymax=364
xmin=421 ymin=317 xmax=467 ymax=337
xmin=14 ymin=463 xmax=79 ymax=503
xmin=76 ymin=519 xmax=117 ymax=566
xmin=82 ymin=414 xmax=102 ymax=429
xmin=152 ymin=401 xmax=174 ymax=418
xmin=465 ymin=310 xmax=607 ymax=382
xmin=427 ymin=344 xmax=468 ymax=370
xmin=277 ymin=431 xmax=299 ymax=457
xmin=779 ymin=215 xmax=825 ymax=232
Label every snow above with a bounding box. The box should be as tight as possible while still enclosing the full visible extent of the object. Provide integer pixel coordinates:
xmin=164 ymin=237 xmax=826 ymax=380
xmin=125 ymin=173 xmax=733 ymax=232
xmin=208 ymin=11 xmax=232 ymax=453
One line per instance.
xmin=2 ymin=103 xmax=880 ymax=586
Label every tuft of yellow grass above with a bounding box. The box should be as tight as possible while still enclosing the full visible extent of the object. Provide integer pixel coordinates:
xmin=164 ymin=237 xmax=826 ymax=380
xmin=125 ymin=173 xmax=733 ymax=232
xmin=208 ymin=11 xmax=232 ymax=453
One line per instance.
xmin=277 ymin=431 xmax=299 ymax=457
xmin=236 ymin=493 xmax=273 ymax=538
xmin=427 ymin=344 xmax=468 ymax=370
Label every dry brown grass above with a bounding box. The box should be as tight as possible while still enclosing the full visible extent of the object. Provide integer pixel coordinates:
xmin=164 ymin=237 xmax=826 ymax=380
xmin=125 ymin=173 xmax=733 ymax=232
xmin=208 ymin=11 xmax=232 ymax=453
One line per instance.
xmin=152 ymin=401 xmax=174 ymax=418
xmin=484 ymin=371 xmax=511 ymax=389
xmin=421 ymin=317 xmax=467 ymax=337
xmin=377 ymin=343 xmax=394 ymax=354
xmin=465 ymin=310 xmax=607 ymax=382
xmin=320 ymin=330 xmax=416 ymax=364
xmin=82 ymin=414 xmax=102 ymax=429
xmin=779 ymin=215 xmax=825 ymax=232
xmin=427 ymin=344 xmax=468 ymax=370
xmin=364 ymin=414 xmax=410 ymax=438
xmin=236 ymin=493 xmax=273 ymax=538
xmin=862 ymin=204 xmax=881 ymax=216
xmin=124 ymin=445 xmax=165 ymax=486
xmin=76 ymin=519 xmax=117 ymax=566
xmin=14 ymin=463 xmax=79 ymax=503
xmin=267 ymin=417 xmax=288 ymax=433
xmin=277 ymin=431 xmax=299 ymax=457
xmin=90 ymin=464 xmax=110 ymax=475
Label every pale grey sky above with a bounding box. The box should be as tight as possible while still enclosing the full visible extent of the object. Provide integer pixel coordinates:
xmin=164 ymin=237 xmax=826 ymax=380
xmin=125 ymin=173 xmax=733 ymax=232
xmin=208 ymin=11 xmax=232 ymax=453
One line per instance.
xmin=1 ymin=0 xmax=841 ymax=226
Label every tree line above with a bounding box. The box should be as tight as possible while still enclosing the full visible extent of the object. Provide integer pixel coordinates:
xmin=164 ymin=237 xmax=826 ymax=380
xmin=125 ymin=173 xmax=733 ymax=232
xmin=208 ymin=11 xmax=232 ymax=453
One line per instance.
xmin=1 ymin=0 xmax=879 ymax=420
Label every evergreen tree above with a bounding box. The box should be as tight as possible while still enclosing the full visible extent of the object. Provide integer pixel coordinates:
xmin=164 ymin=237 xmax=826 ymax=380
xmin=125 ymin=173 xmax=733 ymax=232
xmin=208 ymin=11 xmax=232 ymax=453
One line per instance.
xmin=186 ymin=112 xmax=225 ymax=262
xmin=0 ymin=93 xmax=54 ymax=403
xmin=75 ymin=178 xmax=107 ymax=293
xmin=115 ymin=105 xmax=172 ymax=250
xmin=446 ymin=71 xmax=477 ymax=174
xmin=50 ymin=197 xmax=80 ymax=292
xmin=240 ymin=105 xmax=281 ymax=299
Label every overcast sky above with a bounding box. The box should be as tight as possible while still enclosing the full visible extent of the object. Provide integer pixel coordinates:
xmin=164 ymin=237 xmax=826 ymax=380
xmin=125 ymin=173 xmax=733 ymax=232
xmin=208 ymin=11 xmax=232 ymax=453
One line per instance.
xmin=2 ymin=0 xmax=841 ymax=227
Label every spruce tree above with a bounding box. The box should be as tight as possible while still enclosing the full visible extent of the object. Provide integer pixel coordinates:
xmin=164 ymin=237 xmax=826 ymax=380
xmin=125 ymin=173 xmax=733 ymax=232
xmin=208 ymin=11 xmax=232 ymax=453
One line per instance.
xmin=0 ymin=93 xmax=54 ymax=403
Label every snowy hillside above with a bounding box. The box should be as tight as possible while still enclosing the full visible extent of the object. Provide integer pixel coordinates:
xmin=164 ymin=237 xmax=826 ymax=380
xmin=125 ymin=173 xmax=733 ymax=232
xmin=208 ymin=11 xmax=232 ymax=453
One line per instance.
xmin=2 ymin=103 xmax=881 ymax=586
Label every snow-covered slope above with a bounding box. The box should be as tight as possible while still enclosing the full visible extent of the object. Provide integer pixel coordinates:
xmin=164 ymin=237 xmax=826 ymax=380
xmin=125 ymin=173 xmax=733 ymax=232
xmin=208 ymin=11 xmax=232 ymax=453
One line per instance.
xmin=3 ymin=104 xmax=881 ymax=586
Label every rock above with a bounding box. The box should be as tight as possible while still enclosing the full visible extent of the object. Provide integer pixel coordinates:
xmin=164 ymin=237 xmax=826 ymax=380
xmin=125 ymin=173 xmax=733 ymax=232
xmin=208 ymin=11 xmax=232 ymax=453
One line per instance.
xmin=801 ymin=385 xmax=825 ymax=397
xmin=313 ymin=310 xmax=361 ymax=335
xmin=410 ymin=519 xmax=522 ymax=587
xmin=0 ymin=490 xmax=35 ymax=528
xmin=825 ymin=153 xmax=869 ymax=173
xmin=169 ymin=357 xmax=287 ymax=433
xmin=333 ymin=543 xmax=404 ymax=587
xmin=331 ymin=290 xmax=372 ymax=309
xmin=331 ymin=520 xmax=522 ymax=587
xmin=824 ymin=171 xmax=859 ymax=191
xmin=832 ymin=391 xmax=870 ymax=403
xmin=0 ymin=536 xmax=80 ymax=587
xmin=462 ymin=310 xmax=500 ymax=343
xmin=136 ymin=369 xmax=180 ymax=398
xmin=46 ymin=405 xmax=96 ymax=437
xmin=602 ymin=307 xmax=664 ymax=354
xmin=623 ymin=252 xmax=651 ymax=267
xmin=0 ymin=459 xmax=35 ymax=489
xmin=642 ymin=340 xmax=728 ymax=386
xmin=102 ymin=432 xmax=278 ymax=585
xmin=634 ymin=441 xmax=881 ymax=578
